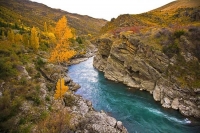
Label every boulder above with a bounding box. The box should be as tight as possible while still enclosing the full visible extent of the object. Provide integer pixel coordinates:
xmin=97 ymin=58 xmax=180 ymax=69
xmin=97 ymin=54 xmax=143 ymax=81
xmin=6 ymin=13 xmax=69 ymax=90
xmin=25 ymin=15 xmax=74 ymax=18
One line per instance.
xmin=82 ymin=111 xmax=128 ymax=133
xmin=171 ymin=98 xmax=179 ymax=110
xmin=141 ymin=80 xmax=155 ymax=91
xmin=64 ymin=76 xmax=71 ymax=84
xmin=16 ymin=65 xmax=31 ymax=80
xmin=40 ymin=83 xmax=47 ymax=99
xmin=116 ymin=121 xmax=123 ymax=130
xmin=153 ymin=85 xmax=161 ymax=101
xmin=72 ymin=83 xmax=81 ymax=91
xmin=162 ymin=97 xmax=171 ymax=108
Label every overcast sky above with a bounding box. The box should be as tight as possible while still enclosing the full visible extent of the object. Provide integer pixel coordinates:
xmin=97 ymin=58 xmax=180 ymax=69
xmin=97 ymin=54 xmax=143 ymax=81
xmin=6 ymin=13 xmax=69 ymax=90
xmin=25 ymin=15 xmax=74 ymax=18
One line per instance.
xmin=31 ymin=0 xmax=175 ymax=20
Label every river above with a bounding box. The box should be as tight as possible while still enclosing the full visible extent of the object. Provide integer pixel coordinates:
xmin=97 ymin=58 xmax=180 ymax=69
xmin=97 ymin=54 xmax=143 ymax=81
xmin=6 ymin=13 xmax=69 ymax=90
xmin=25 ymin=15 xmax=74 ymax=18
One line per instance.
xmin=68 ymin=57 xmax=200 ymax=133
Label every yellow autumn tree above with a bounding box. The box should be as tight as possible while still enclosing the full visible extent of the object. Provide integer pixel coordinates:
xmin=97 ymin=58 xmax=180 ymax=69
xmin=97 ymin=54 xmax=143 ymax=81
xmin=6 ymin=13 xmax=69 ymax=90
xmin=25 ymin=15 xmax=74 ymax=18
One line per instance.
xmin=48 ymin=43 xmax=76 ymax=63
xmin=45 ymin=32 xmax=56 ymax=47
xmin=14 ymin=33 xmax=22 ymax=44
xmin=49 ymin=16 xmax=76 ymax=63
xmin=54 ymin=16 xmax=73 ymax=42
xmin=7 ymin=30 xmax=14 ymax=43
xmin=31 ymin=27 xmax=39 ymax=51
xmin=54 ymin=78 xmax=69 ymax=99
xmin=44 ymin=22 xmax=48 ymax=32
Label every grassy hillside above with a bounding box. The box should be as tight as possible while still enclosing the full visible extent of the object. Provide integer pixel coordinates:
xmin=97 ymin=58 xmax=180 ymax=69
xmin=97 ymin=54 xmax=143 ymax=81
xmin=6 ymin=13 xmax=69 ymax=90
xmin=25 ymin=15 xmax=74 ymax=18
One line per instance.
xmin=154 ymin=0 xmax=200 ymax=11
xmin=0 ymin=0 xmax=107 ymax=35
xmin=101 ymin=0 xmax=200 ymax=33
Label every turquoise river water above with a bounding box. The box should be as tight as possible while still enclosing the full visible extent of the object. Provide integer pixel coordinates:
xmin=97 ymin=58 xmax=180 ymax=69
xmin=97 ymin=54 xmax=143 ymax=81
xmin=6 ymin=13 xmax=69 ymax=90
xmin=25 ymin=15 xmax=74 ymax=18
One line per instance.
xmin=68 ymin=57 xmax=200 ymax=133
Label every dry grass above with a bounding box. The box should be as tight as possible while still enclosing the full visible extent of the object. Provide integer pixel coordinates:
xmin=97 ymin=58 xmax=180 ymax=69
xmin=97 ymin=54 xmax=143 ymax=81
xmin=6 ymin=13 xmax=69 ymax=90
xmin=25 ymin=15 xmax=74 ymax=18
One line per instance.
xmin=154 ymin=0 xmax=200 ymax=12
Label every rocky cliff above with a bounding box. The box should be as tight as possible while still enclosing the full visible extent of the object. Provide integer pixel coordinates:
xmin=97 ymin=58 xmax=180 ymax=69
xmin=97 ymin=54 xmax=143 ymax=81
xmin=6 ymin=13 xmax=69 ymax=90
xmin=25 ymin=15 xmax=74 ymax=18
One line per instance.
xmin=93 ymin=26 xmax=200 ymax=118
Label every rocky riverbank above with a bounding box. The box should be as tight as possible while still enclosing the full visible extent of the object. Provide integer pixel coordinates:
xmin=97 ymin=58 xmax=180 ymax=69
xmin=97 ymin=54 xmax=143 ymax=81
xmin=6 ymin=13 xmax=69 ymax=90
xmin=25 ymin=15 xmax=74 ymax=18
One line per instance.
xmin=62 ymin=85 xmax=128 ymax=132
xmin=42 ymin=56 xmax=128 ymax=132
xmin=93 ymin=27 xmax=200 ymax=118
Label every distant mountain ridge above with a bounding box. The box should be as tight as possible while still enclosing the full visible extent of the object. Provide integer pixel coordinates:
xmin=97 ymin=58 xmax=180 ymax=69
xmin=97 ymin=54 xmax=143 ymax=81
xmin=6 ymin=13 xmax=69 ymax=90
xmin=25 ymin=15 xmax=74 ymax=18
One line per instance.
xmin=0 ymin=0 xmax=107 ymax=35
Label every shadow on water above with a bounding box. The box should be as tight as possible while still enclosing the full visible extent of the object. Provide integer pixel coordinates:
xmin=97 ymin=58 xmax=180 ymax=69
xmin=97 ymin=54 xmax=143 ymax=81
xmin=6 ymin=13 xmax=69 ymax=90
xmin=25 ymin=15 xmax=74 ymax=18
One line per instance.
xmin=68 ymin=57 xmax=200 ymax=133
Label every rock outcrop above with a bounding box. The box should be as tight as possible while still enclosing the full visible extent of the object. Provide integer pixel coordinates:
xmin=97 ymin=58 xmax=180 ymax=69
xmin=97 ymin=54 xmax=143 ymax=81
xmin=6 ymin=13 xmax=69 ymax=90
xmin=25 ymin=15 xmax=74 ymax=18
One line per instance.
xmin=63 ymin=92 xmax=128 ymax=133
xmin=93 ymin=28 xmax=200 ymax=118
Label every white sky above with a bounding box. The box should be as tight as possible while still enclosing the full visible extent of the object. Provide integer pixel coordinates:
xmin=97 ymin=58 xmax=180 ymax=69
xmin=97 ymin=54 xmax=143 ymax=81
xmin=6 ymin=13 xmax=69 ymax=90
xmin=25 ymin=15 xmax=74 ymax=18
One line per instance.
xmin=31 ymin=0 xmax=175 ymax=20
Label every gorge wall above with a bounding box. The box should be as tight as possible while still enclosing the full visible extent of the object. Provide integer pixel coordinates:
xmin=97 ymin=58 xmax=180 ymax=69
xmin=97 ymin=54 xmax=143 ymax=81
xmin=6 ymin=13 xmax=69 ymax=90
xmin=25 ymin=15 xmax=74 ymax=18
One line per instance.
xmin=93 ymin=27 xmax=200 ymax=118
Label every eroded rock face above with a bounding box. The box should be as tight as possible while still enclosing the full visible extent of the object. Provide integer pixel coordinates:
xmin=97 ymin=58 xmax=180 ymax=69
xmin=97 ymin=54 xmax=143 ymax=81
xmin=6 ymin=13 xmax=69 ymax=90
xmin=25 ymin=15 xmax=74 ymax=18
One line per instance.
xmin=93 ymin=34 xmax=200 ymax=118
xmin=171 ymin=98 xmax=179 ymax=110
xmin=153 ymin=85 xmax=161 ymax=101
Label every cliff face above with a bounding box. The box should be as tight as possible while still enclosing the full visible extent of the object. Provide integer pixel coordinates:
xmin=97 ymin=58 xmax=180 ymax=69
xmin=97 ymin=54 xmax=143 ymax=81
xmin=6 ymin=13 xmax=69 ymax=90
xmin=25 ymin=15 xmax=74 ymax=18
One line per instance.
xmin=93 ymin=27 xmax=200 ymax=118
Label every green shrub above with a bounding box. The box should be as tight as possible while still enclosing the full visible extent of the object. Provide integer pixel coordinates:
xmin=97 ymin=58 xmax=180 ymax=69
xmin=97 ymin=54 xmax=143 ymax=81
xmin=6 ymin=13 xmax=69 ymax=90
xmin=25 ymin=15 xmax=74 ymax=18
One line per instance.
xmin=174 ymin=30 xmax=185 ymax=38
xmin=0 ymin=59 xmax=17 ymax=79
xmin=162 ymin=43 xmax=180 ymax=58
xmin=20 ymin=77 xmax=27 ymax=85
xmin=34 ymin=72 xmax=41 ymax=79
xmin=0 ymin=90 xmax=22 ymax=132
xmin=45 ymin=96 xmax=50 ymax=101
xmin=40 ymin=111 xmax=48 ymax=120
xmin=31 ymin=95 xmax=41 ymax=105
xmin=26 ymin=66 xmax=34 ymax=75
xmin=25 ymin=89 xmax=41 ymax=106
xmin=47 ymin=84 xmax=53 ymax=92
xmin=19 ymin=54 xmax=29 ymax=64
xmin=35 ymin=85 xmax=40 ymax=92
xmin=40 ymin=41 xmax=49 ymax=51
xmin=64 ymin=95 xmax=76 ymax=107
xmin=76 ymin=37 xmax=83 ymax=44
xmin=36 ymin=57 xmax=46 ymax=68
xmin=19 ymin=124 xmax=32 ymax=133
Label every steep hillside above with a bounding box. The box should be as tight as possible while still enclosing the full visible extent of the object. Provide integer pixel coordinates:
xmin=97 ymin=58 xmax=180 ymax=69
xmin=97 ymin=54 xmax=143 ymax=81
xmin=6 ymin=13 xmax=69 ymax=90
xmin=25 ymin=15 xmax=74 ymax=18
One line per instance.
xmin=0 ymin=0 xmax=107 ymax=35
xmin=94 ymin=0 xmax=200 ymax=118
xmin=155 ymin=0 xmax=200 ymax=11
xmin=101 ymin=0 xmax=200 ymax=34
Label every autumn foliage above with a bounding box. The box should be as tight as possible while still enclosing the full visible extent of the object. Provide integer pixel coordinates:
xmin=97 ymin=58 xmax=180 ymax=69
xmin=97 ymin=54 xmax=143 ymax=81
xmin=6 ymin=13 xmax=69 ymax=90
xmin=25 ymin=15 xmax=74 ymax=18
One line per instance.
xmin=49 ymin=16 xmax=75 ymax=63
xmin=49 ymin=44 xmax=75 ymax=63
xmin=54 ymin=78 xmax=69 ymax=99
xmin=30 ymin=26 xmax=39 ymax=51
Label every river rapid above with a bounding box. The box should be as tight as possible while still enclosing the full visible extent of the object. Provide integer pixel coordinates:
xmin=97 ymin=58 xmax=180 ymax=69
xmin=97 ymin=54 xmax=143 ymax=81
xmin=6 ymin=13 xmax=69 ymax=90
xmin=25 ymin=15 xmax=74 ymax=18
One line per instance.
xmin=68 ymin=57 xmax=200 ymax=133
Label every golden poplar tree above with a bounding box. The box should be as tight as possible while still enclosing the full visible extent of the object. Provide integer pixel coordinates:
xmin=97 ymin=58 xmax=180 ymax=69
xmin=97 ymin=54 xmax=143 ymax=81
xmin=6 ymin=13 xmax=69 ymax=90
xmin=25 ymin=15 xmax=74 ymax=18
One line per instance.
xmin=30 ymin=27 xmax=39 ymax=51
xmin=44 ymin=22 xmax=48 ymax=32
xmin=48 ymin=33 xmax=56 ymax=45
xmin=54 ymin=16 xmax=73 ymax=43
xmin=7 ymin=30 xmax=14 ymax=43
xmin=54 ymin=78 xmax=69 ymax=99
xmin=14 ymin=33 xmax=22 ymax=44
xmin=49 ymin=16 xmax=75 ymax=63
